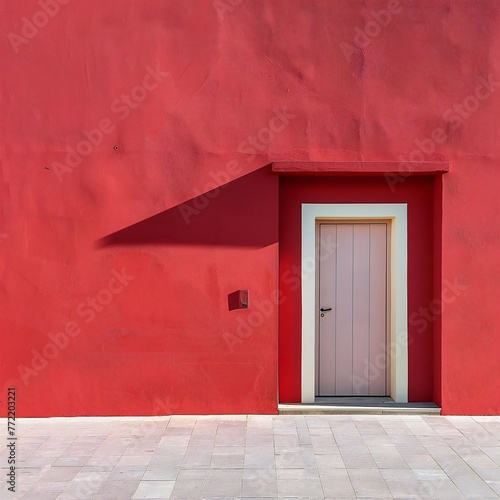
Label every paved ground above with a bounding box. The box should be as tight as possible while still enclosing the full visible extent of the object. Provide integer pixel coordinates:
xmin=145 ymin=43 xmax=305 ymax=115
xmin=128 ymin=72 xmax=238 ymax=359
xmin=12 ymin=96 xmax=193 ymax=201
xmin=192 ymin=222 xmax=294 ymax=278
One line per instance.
xmin=2 ymin=414 xmax=500 ymax=499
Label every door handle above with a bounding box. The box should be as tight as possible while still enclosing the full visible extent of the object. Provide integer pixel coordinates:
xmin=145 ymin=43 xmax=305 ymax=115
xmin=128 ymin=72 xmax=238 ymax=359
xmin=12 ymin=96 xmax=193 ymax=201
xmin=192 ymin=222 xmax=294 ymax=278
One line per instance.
xmin=320 ymin=307 xmax=332 ymax=317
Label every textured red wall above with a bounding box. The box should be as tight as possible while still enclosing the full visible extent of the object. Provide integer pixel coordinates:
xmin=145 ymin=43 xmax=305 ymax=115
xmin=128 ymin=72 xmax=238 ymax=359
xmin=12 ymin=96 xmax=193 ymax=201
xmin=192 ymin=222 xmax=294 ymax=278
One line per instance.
xmin=2 ymin=165 xmax=280 ymax=416
xmin=1 ymin=0 xmax=499 ymax=415
xmin=278 ymin=176 xmax=437 ymax=403
xmin=441 ymin=160 xmax=500 ymax=415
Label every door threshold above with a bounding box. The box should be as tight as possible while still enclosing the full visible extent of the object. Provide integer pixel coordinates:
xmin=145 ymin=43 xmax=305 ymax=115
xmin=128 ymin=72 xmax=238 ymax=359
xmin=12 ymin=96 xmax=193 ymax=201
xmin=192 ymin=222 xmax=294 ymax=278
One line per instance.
xmin=279 ymin=397 xmax=441 ymax=415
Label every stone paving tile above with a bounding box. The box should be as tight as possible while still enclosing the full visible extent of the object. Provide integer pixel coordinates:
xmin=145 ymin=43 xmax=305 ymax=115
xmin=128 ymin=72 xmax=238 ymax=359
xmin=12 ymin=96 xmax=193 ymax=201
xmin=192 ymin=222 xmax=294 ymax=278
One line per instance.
xmin=20 ymin=489 xmax=62 ymax=500
xmin=348 ymin=468 xmax=393 ymax=497
xmin=380 ymin=468 xmax=418 ymax=482
xmin=403 ymin=453 xmax=441 ymax=469
xmin=95 ymin=479 xmax=142 ymax=498
xmin=385 ymin=479 xmax=429 ymax=498
xmin=86 ymin=454 xmax=122 ymax=468
xmin=341 ymin=452 xmax=378 ymax=468
xmin=38 ymin=465 xmax=82 ymax=481
xmin=2 ymin=415 xmax=500 ymax=498
xmin=418 ymin=478 xmax=467 ymax=498
xmin=277 ymin=477 xmax=310 ymax=496
xmin=106 ymin=466 xmax=146 ymax=481
xmin=115 ymin=455 xmax=153 ymax=467
xmin=132 ymin=480 xmax=175 ymax=499
xmin=243 ymin=450 xmax=275 ymax=469
xmin=487 ymin=479 xmax=500 ymax=496
xmin=275 ymin=450 xmax=305 ymax=468
xmin=241 ymin=477 xmax=278 ymax=497
xmin=142 ymin=464 xmax=180 ymax=481
xmin=314 ymin=453 xmax=345 ymax=469
xmin=319 ymin=468 xmax=356 ymax=497
xmin=210 ymin=454 xmax=244 ymax=468
xmin=203 ymin=468 xmax=243 ymax=497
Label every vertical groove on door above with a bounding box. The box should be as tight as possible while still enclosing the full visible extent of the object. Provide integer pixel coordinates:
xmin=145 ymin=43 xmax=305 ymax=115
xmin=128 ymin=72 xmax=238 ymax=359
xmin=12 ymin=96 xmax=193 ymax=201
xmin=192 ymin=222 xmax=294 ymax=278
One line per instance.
xmin=384 ymin=223 xmax=388 ymax=394
xmin=369 ymin=224 xmax=388 ymax=395
xmin=352 ymin=224 xmax=370 ymax=395
xmin=318 ymin=224 xmax=337 ymax=396
xmin=368 ymin=225 xmax=371 ymax=395
xmin=335 ymin=225 xmax=354 ymax=395
xmin=351 ymin=227 xmax=354 ymax=395
xmin=334 ymin=224 xmax=338 ymax=395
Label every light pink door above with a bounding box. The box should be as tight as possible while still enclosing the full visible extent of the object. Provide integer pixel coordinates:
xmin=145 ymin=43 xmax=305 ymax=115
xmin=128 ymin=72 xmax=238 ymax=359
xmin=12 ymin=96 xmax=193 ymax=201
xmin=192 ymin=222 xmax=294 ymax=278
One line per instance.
xmin=317 ymin=223 xmax=388 ymax=396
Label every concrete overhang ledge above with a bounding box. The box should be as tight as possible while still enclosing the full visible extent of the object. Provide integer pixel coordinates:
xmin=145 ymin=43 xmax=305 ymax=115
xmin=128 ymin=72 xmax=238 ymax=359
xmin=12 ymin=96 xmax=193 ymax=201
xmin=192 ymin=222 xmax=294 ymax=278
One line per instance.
xmin=272 ymin=161 xmax=450 ymax=176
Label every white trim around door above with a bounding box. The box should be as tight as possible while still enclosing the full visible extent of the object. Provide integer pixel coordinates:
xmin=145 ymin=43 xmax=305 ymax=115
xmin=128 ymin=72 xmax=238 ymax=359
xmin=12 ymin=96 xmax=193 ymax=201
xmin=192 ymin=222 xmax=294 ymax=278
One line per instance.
xmin=301 ymin=203 xmax=408 ymax=403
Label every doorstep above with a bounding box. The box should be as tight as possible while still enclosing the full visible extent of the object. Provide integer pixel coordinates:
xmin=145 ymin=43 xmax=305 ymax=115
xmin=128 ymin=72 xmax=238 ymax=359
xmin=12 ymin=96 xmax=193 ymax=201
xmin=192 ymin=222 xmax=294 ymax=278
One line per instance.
xmin=279 ymin=397 xmax=441 ymax=415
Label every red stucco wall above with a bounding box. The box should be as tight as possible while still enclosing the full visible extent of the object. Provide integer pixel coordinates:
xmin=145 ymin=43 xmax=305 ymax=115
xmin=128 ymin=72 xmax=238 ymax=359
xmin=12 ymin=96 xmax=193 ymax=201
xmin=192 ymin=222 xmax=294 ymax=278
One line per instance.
xmin=1 ymin=0 xmax=499 ymax=415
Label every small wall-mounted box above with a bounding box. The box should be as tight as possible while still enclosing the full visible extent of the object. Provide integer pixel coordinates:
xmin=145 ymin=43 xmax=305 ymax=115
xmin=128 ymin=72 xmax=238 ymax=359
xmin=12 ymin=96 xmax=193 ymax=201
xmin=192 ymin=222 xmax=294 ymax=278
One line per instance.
xmin=238 ymin=289 xmax=249 ymax=308
xmin=228 ymin=290 xmax=249 ymax=310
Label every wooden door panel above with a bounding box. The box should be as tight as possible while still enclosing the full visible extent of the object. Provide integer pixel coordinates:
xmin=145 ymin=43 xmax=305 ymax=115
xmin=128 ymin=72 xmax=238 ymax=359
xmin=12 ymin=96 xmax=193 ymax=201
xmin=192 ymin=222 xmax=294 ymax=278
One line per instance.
xmin=317 ymin=223 xmax=388 ymax=396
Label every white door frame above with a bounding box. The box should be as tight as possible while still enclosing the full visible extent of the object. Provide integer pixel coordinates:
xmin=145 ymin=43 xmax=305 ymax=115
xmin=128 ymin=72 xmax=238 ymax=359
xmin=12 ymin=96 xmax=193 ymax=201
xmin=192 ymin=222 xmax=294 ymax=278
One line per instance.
xmin=301 ymin=203 xmax=408 ymax=403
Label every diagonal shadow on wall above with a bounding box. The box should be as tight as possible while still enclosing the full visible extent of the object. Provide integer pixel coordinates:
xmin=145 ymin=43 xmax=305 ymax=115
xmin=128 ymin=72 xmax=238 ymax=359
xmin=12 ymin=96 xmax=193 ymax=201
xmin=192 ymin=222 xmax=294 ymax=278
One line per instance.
xmin=97 ymin=166 xmax=278 ymax=248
